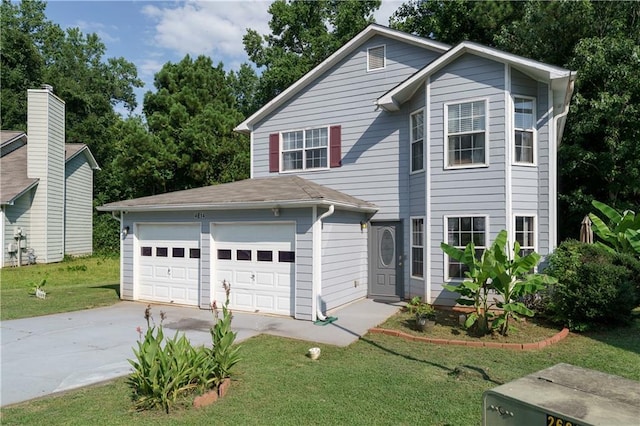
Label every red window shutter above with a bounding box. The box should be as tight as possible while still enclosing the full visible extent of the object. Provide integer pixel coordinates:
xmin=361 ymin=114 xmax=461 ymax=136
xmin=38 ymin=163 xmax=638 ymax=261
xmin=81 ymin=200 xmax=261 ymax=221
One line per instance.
xmin=269 ymin=133 xmax=279 ymax=172
xmin=330 ymin=125 xmax=341 ymax=168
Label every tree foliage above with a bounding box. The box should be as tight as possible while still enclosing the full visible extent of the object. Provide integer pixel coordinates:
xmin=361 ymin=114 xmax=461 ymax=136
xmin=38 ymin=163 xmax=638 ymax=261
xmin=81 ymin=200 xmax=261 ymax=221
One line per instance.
xmin=244 ymin=0 xmax=380 ymax=105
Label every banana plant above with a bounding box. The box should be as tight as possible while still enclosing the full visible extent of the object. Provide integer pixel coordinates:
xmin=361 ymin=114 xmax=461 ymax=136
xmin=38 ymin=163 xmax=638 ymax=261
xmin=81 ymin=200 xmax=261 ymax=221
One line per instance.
xmin=588 ymin=200 xmax=640 ymax=257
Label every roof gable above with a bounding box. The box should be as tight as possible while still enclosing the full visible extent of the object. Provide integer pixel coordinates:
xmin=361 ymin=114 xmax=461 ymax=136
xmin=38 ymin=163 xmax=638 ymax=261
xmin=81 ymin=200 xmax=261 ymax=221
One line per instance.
xmin=377 ymin=41 xmax=576 ymax=112
xmin=234 ymin=24 xmax=450 ymax=134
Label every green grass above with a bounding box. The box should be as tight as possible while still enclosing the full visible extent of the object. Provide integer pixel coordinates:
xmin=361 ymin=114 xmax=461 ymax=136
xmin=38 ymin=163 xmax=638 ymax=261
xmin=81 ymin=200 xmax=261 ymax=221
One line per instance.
xmin=2 ymin=318 xmax=639 ymax=426
xmin=0 ymin=255 xmax=120 ymax=320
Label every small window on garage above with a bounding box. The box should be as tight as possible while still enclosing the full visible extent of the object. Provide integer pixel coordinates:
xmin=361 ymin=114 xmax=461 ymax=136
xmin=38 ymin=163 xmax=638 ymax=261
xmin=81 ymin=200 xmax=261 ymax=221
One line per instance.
xmin=278 ymin=251 xmax=295 ymax=263
xmin=237 ymin=249 xmax=252 ymax=261
xmin=217 ymin=249 xmax=232 ymax=260
xmin=141 ymin=246 xmax=152 ymax=256
xmin=190 ymin=248 xmax=201 ymax=259
xmin=172 ymin=247 xmax=185 ymax=258
xmin=257 ymin=250 xmax=273 ymax=262
xmin=156 ymin=247 xmax=168 ymax=257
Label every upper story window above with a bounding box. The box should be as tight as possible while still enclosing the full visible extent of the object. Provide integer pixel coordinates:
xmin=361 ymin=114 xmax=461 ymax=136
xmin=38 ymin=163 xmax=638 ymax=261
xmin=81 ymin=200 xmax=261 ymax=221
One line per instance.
xmin=367 ymin=45 xmax=385 ymax=71
xmin=445 ymin=216 xmax=487 ymax=280
xmin=514 ymin=97 xmax=535 ymax=164
xmin=282 ymin=127 xmax=328 ymax=171
xmin=446 ymin=100 xmax=487 ymax=168
xmin=410 ymin=109 xmax=424 ymax=173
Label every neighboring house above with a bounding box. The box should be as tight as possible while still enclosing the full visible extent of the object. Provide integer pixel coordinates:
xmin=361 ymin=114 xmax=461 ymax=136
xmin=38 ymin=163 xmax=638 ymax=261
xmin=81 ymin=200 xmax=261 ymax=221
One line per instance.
xmin=98 ymin=25 xmax=575 ymax=321
xmin=1 ymin=87 xmax=100 ymax=267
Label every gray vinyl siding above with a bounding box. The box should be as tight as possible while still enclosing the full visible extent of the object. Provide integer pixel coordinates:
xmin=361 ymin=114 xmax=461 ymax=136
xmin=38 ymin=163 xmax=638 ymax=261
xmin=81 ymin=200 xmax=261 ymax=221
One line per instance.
xmin=511 ymin=69 xmax=551 ymax=255
xmin=320 ymin=210 xmax=368 ymax=311
xmin=428 ymin=54 xmax=507 ymax=305
xmin=64 ymin=153 xmax=93 ymax=256
xmin=252 ymin=35 xmax=441 ymax=220
xmin=2 ymin=189 xmax=34 ymax=266
xmin=27 ymin=90 xmax=65 ymax=263
xmin=121 ymin=208 xmax=314 ymax=320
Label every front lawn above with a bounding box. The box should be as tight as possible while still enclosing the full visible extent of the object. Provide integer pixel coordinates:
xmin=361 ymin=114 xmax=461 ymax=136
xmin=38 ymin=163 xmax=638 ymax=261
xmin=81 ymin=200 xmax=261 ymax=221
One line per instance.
xmin=0 ymin=256 xmax=120 ymax=320
xmin=2 ymin=317 xmax=639 ymax=425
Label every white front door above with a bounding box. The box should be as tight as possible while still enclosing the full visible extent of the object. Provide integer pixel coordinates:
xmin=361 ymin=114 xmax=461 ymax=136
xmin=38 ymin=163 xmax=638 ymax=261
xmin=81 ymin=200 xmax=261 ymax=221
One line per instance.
xmin=212 ymin=223 xmax=295 ymax=316
xmin=137 ymin=224 xmax=200 ymax=306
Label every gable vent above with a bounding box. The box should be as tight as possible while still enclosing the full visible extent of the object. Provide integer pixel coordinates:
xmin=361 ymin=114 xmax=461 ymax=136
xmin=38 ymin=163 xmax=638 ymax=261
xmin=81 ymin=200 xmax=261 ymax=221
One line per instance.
xmin=367 ymin=45 xmax=385 ymax=71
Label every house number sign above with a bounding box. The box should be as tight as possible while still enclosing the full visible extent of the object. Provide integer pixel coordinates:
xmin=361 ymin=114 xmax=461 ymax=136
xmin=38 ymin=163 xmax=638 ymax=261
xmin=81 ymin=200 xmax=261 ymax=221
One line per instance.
xmin=194 ymin=212 xmax=205 ymax=219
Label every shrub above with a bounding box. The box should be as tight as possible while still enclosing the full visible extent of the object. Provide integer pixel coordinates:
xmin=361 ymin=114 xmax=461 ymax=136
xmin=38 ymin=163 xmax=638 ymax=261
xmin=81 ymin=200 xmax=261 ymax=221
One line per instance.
xmin=545 ymin=241 xmax=638 ymax=331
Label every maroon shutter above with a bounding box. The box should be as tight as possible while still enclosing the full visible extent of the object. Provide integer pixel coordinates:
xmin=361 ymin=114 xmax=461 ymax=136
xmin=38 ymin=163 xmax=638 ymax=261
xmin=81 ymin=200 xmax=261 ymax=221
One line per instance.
xmin=269 ymin=133 xmax=279 ymax=173
xmin=329 ymin=125 xmax=341 ymax=168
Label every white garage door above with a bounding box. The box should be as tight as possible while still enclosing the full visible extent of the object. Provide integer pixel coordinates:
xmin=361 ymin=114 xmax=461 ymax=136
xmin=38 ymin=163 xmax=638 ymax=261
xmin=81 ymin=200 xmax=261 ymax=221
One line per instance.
xmin=137 ymin=224 xmax=200 ymax=306
xmin=213 ymin=223 xmax=295 ymax=316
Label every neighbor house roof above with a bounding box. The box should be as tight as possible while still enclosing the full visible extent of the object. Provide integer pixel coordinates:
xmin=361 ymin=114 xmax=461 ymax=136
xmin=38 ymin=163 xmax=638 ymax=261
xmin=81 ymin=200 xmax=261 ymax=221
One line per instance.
xmin=234 ymin=24 xmax=450 ymax=134
xmin=0 ymin=133 xmax=100 ymax=205
xmin=97 ymin=175 xmax=378 ymax=213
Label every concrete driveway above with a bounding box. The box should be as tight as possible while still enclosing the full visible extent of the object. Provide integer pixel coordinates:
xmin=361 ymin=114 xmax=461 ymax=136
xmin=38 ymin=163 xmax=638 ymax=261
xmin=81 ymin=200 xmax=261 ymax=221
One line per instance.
xmin=0 ymin=298 xmax=401 ymax=406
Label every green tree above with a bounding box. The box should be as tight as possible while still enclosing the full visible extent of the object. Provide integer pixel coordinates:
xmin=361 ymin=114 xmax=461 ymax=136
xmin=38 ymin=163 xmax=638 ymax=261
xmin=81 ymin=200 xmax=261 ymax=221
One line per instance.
xmin=227 ymin=63 xmax=260 ymax=118
xmin=390 ymin=0 xmax=523 ymax=46
xmin=244 ymin=0 xmax=380 ymax=105
xmin=123 ymin=55 xmax=248 ymax=196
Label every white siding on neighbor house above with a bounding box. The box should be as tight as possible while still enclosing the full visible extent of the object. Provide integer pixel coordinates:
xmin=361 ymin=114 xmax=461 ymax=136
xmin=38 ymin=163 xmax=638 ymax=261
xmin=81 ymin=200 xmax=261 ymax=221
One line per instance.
xmin=428 ymin=54 xmax=507 ymax=305
xmin=252 ymin=35 xmax=442 ymax=220
xmin=27 ymin=89 xmax=65 ymax=263
xmin=510 ymin=69 xmax=551 ymax=256
xmin=2 ymin=189 xmax=35 ymax=266
xmin=320 ymin=210 xmax=368 ymax=311
xmin=64 ymin=153 xmax=94 ymax=256
xmin=121 ymin=208 xmax=315 ymax=320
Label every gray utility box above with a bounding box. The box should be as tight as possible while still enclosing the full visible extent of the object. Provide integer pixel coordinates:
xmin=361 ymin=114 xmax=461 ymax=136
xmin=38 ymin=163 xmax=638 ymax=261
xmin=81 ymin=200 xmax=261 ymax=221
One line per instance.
xmin=483 ymin=363 xmax=640 ymax=426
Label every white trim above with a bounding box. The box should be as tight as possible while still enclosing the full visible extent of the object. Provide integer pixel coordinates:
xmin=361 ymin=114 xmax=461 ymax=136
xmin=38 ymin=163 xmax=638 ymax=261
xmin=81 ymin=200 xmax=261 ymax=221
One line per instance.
xmin=410 ymin=216 xmax=425 ymax=280
xmin=1 ymin=207 xmax=5 ymax=268
xmin=512 ymin=94 xmax=538 ymax=166
xmin=312 ymin=206 xmax=319 ymax=321
xmin=249 ymin=131 xmax=254 ymax=178
xmin=505 ymin=65 xmax=513 ymax=251
xmin=425 ymin=78 xmax=432 ymax=303
xmin=279 ymin=126 xmax=331 ymax=173
xmin=235 ymin=24 xmax=449 ymax=133
xmin=548 ymin=85 xmax=557 ymax=250
xmin=409 ymin=107 xmax=425 ymax=174
xmin=367 ymin=44 xmax=386 ymax=72
xmin=443 ymin=98 xmax=490 ymax=169
xmin=377 ymin=41 xmax=573 ymax=112
xmin=442 ymin=214 xmax=490 ymax=282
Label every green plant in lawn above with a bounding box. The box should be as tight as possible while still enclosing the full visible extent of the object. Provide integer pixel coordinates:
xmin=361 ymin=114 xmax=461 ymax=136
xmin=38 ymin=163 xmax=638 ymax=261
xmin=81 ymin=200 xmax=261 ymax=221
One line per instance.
xmin=490 ymin=231 xmax=556 ymax=336
xmin=441 ymin=239 xmax=496 ymax=335
xmin=128 ymin=306 xmax=208 ymax=413
xmin=205 ymin=280 xmax=241 ymax=387
xmin=404 ymin=296 xmax=423 ymax=315
xmin=442 ymin=230 xmax=554 ymax=336
xmin=589 ymin=200 xmax=640 ymax=257
xmin=28 ymin=276 xmax=47 ymax=296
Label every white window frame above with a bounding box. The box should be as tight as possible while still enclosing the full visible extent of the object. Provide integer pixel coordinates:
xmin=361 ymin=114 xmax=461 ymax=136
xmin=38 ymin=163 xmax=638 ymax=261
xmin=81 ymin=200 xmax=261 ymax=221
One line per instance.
xmin=513 ymin=95 xmax=537 ymax=166
xmin=410 ymin=108 xmax=425 ymax=174
xmin=280 ymin=126 xmax=330 ymax=173
xmin=513 ymin=214 xmax=537 ymax=257
xmin=367 ymin=44 xmax=386 ymax=72
xmin=443 ymin=215 xmax=489 ymax=281
xmin=411 ymin=217 xmax=425 ymax=279
xmin=444 ymin=98 xmax=489 ymax=169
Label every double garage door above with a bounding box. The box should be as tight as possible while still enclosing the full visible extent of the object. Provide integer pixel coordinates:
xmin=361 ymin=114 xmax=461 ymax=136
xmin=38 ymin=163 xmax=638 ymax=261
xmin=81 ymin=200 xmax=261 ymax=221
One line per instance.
xmin=136 ymin=223 xmax=295 ymax=316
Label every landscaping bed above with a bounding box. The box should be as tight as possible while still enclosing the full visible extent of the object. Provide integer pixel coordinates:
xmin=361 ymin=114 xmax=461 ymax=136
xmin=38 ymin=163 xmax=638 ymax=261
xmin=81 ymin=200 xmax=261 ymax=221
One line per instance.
xmin=378 ymin=308 xmax=563 ymax=344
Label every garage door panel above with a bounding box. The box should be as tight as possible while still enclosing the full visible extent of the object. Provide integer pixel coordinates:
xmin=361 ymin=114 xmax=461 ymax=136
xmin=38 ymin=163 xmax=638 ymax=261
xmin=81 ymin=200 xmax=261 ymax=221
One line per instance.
xmin=213 ymin=223 xmax=294 ymax=316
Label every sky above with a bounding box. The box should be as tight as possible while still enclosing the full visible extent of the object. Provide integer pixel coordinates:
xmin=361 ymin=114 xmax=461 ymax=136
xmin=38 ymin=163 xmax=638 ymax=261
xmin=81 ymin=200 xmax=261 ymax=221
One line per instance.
xmin=45 ymin=0 xmax=405 ymax=115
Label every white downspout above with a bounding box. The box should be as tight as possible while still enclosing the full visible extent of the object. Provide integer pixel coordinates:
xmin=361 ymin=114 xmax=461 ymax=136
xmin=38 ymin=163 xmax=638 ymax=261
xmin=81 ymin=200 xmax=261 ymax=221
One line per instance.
xmin=313 ymin=204 xmax=335 ymax=321
xmin=110 ymin=211 xmax=124 ymax=300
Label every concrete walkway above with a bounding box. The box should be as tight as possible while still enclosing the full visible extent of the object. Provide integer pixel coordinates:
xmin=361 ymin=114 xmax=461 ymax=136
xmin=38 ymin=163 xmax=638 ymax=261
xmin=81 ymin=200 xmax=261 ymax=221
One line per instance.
xmin=0 ymin=298 xmax=401 ymax=407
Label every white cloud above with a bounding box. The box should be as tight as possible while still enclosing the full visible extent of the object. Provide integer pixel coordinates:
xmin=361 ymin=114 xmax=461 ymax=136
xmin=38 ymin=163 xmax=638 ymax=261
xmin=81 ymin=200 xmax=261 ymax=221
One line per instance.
xmin=73 ymin=20 xmax=120 ymax=43
xmin=374 ymin=0 xmax=404 ymax=26
xmin=142 ymin=0 xmax=271 ymax=66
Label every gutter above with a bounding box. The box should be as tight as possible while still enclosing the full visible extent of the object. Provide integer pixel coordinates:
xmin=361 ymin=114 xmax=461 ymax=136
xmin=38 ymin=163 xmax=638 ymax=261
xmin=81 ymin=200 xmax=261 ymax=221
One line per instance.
xmin=312 ymin=204 xmax=335 ymax=321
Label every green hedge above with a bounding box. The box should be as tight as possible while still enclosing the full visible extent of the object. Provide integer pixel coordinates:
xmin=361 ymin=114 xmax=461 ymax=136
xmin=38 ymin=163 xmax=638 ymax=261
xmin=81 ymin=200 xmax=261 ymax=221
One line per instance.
xmin=544 ymin=240 xmax=639 ymax=331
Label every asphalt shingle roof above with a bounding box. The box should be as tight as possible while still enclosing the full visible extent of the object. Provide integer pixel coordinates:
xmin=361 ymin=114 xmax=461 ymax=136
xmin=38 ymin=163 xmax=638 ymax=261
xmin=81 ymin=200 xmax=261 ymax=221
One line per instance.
xmin=98 ymin=175 xmax=377 ymax=212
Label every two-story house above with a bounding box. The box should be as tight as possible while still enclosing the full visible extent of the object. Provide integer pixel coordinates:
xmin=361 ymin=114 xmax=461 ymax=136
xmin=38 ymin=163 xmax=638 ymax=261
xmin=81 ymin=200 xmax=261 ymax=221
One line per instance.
xmin=98 ymin=25 xmax=575 ymax=321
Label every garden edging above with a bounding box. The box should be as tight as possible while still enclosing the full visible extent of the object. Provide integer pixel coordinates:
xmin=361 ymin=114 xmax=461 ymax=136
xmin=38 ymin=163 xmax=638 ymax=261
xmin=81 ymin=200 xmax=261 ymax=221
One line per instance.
xmin=368 ymin=327 xmax=570 ymax=350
